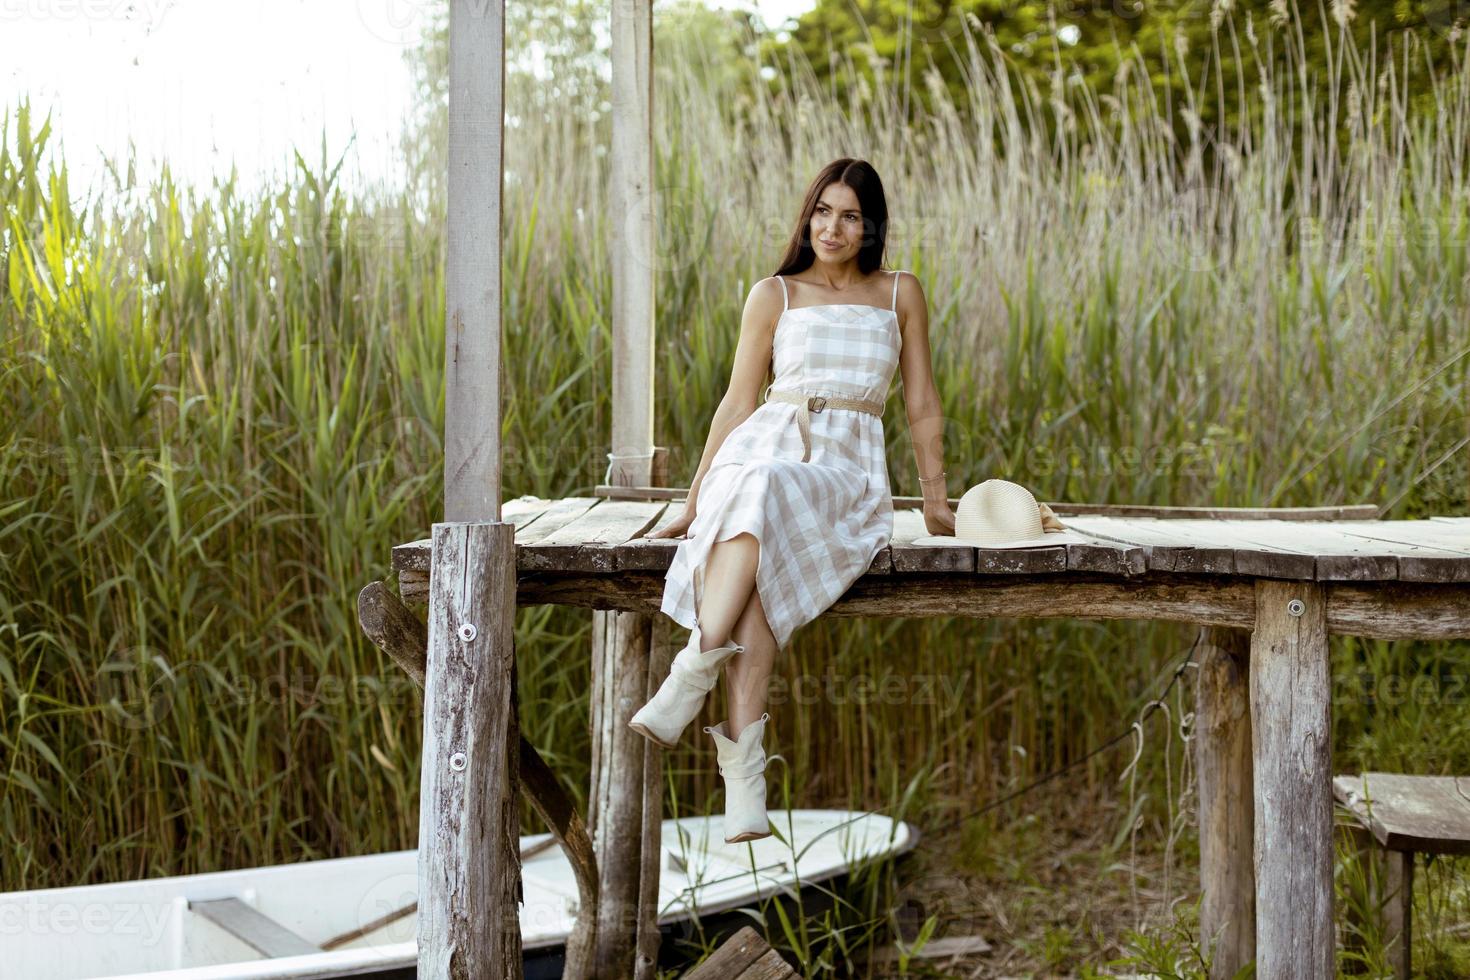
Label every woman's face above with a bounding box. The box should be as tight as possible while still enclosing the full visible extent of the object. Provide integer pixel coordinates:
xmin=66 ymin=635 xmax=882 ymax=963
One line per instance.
xmin=808 ymin=183 xmax=864 ymax=262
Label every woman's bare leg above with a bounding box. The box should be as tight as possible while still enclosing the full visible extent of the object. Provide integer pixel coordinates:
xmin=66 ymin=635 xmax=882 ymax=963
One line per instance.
xmin=724 ymin=589 xmax=777 ymax=737
xmin=694 ymin=532 xmax=759 ymax=652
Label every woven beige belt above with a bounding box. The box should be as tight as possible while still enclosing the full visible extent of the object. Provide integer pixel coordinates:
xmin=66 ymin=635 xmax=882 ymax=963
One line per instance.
xmin=763 ymin=387 xmax=885 ymax=462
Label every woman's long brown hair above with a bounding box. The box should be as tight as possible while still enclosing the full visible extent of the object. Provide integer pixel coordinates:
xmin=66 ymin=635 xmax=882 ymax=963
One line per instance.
xmin=774 ymin=159 xmax=891 ymax=278
xmin=763 ymin=159 xmax=893 ymax=390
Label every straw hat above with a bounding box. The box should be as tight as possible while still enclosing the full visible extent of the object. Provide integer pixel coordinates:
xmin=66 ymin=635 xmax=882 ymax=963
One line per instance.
xmin=910 ymin=479 xmax=1078 ymax=548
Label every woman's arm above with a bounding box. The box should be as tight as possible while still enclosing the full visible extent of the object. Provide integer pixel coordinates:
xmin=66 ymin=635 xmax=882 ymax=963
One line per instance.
xmin=648 ymin=278 xmax=782 ymax=538
xmin=895 ymin=272 xmax=958 ymax=535
xmin=686 ymin=276 xmax=782 ymax=502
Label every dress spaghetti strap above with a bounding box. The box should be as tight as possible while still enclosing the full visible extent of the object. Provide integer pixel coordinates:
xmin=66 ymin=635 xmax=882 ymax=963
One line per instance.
xmin=776 ymin=275 xmax=789 ymax=312
xmin=890 ymin=269 xmax=903 ymax=311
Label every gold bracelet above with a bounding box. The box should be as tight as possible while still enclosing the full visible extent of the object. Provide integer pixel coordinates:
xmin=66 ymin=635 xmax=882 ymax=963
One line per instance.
xmin=918 ymin=470 xmax=946 ymax=484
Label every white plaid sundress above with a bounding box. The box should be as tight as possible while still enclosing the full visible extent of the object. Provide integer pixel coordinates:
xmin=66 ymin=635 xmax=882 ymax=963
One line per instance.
xmin=660 ymin=269 xmax=906 ymax=651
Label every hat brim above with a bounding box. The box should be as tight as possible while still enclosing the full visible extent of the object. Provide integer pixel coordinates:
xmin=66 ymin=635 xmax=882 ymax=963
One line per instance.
xmin=907 ymin=528 xmax=1092 ymax=549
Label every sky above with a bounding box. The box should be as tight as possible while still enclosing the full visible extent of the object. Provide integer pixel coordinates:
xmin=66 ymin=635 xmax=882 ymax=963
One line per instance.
xmin=1 ymin=0 xmax=815 ymax=207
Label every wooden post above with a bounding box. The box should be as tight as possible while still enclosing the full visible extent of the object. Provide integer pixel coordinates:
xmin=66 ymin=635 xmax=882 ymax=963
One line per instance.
xmin=592 ymin=0 xmax=661 ymax=976
xmin=1194 ymin=625 xmax=1255 ymax=978
xmin=419 ymin=522 xmax=522 ymax=977
xmin=1383 ymin=849 xmax=1413 ymax=978
xmin=1344 ymin=827 xmax=1413 ymax=979
xmin=433 ymin=0 xmax=517 ymax=972
xmin=1250 ymin=579 xmax=1332 ymax=979
xmin=636 ymin=618 xmax=673 ymax=975
xmin=443 ymin=0 xmax=506 ymax=522
xmin=357 ymin=581 xmax=599 ymax=977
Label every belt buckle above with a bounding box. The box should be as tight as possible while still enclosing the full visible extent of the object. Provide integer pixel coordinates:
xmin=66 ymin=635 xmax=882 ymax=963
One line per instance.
xmin=808 ymin=395 xmax=828 ymax=412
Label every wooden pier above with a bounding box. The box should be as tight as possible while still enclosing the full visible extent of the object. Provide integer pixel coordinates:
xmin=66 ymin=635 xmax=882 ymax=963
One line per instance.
xmin=412 ymin=0 xmax=1468 ymax=973
xmin=386 ymin=495 xmax=1470 ymax=979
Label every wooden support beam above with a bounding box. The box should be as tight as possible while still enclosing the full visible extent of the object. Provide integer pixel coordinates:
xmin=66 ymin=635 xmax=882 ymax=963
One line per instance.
xmin=601 ymin=0 xmax=660 ymax=971
xmin=590 ymin=611 xmax=658 ymax=977
xmin=637 ymin=618 xmax=673 ymax=976
xmin=507 ymin=571 xmax=1470 ymax=642
xmin=1343 ymin=825 xmax=1414 ymax=979
xmin=1250 ymin=579 xmax=1333 ymax=979
xmin=1194 ymin=626 xmax=1254 ymax=978
xmin=444 ymin=0 xmax=507 ymax=522
xmin=1383 ymin=850 xmax=1414 ymax=979
xmin=419 ymin=522 xmax=522 ymax=978
xmin=357 ymin=580 xmax=598 ymax=978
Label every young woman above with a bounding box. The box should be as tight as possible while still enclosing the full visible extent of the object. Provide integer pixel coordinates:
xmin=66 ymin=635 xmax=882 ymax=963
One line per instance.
xmin=632 ymin=158 xmax=957 ymax=843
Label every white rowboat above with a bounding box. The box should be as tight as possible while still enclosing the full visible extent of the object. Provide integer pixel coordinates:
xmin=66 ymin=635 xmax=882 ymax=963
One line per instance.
xmin=2 ymin=809 xmax=917 ymax=979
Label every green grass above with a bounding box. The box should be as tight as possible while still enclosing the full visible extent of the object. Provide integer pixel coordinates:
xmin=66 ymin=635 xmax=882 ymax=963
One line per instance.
xmin=2 ymin=2 xmax=1469 ymax=975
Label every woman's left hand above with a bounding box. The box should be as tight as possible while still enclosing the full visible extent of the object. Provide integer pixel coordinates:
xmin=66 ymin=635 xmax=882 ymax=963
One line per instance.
xmin=922 ymin=499 xmax=957 ymax=536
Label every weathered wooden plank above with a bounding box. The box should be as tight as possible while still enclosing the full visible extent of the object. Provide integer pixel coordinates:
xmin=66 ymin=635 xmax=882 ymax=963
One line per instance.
xmin=682 ymin=925 xmax=795 ymax=979
xmin=1335 ymin=521 xmax=1470 ymax=582
xmin=392 ymin=496 xmax=587 ymax=572
xmin=1062 ymin=516 xmax=1236 ymax=574
xmin=189 ymin=898 xmax=320 ymax=958
xmin=524 ymin=500 xmax=666 ymax=572
xmin=1063 ymin=536 xmax=1148 ymax=576
xmin=512 ymin=496 xmax=606 ymax=545
xmin=420 ymin=521 xmax=522 ymax=978
xmin=1195 ymin=627 xmax=1255 ymax=979
xmin=891 ymin=509 xmax=974 ymax=573
xmin=1211 ymin=520 xmax=1398 ymax=581
xmin=592 ymin=485 xmax=1381 ymax=520
xmin=397 ymin=506 xmax=1470 ymax=584
xmin=1068 ymin=517 xmax=1436 ymax=580
xmin=1250 ymin=579 xmax=1333 ymax=979
xmin=1154 ymin=519 xmax=1319 ymax=579
xmin=615 ymin=503 xmax=685 ymax=570
xmin=1333 ymin=773 xmax=1470 ymax=856
xmin=510 ymin=572 xmax=1470 ymax=639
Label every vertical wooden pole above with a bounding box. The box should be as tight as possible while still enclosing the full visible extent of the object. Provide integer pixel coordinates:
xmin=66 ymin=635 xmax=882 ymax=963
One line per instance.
xmin=1344 ymin=827 xmax=1413 ymax=979
xmin=635 ymin=617 xmax=673 ymax=977
xmin=594 ymin=0 xmax=660 ymax=977
xmin=1383 ymin=850 xmax=1413 ymax=979
xmin=420 ymin=522 xmax=522 ymax=978
xmin=444 ymin=0 xmax=506 ymax=523
xmin=1195 ymin=625 xmax=1255 ymax=978
xmin=432 ymin=0 xmax=517 ymax=974
xmin=1250 ymin=579 xmax=1332 ymax=979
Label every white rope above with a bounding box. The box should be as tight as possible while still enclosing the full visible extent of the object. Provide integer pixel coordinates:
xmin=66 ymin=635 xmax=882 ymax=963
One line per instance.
xmin=603 ymin=450 xmax=657 ymax=484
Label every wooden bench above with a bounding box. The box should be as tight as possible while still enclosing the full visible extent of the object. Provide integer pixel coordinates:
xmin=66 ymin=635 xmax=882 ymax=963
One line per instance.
xmin=1334 ymin=773 xmax=1470 ymax=978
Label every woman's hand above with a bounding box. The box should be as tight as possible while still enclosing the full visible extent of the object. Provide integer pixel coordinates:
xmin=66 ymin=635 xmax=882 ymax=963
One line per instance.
xmin=922 ymin=499 xmax=957 ymax=536
xmin=646 ymin=505 xmax=697 ymax=539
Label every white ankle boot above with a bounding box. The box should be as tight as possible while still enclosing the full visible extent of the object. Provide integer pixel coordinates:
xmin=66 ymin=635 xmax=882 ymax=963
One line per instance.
xmin=628 ymin=624 xmax=745 ymax=749
xmin=704 ymin=712 xmax=772 ymax=844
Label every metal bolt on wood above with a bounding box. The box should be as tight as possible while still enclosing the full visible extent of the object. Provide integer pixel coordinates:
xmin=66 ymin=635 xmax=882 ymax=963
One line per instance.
xmin=1287 ymin=599 xmax=1305 ymax=617
xmin=450 ymin=752 xmax=467 ymax=772
xmin=458 ymin=623 xmax=478 ymax=642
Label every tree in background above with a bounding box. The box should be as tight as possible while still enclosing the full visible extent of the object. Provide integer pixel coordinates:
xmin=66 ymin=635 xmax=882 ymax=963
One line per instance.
xmin=778 ymin=0 xmax=1467 ymax=150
